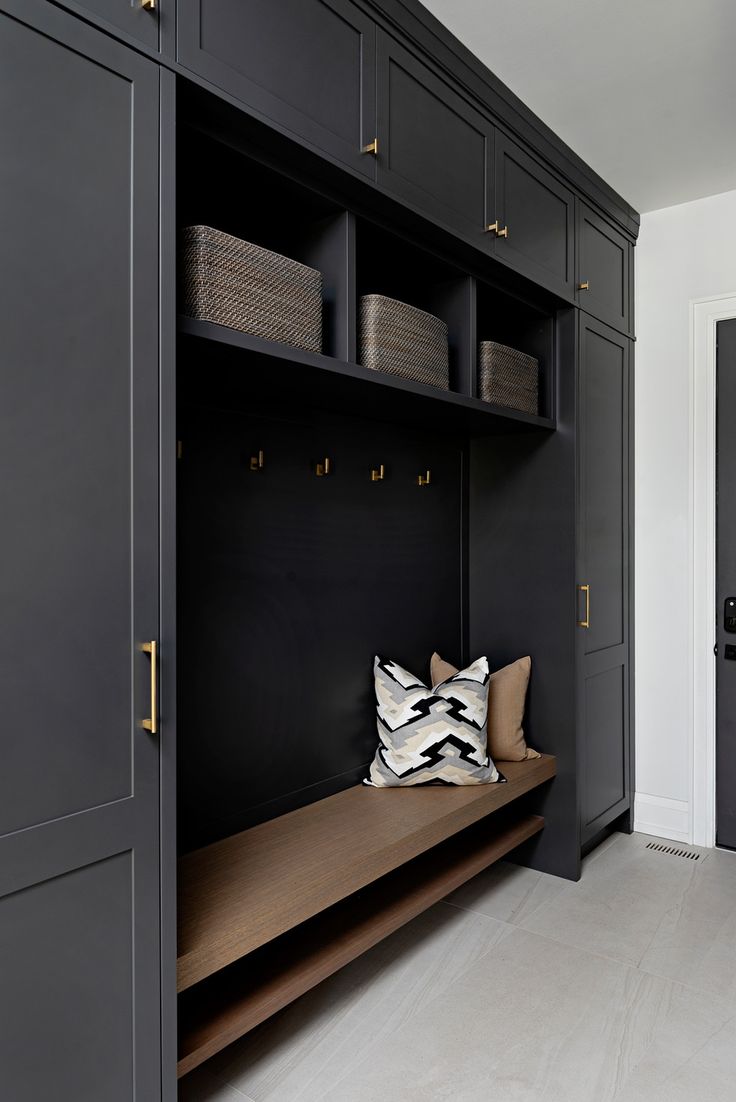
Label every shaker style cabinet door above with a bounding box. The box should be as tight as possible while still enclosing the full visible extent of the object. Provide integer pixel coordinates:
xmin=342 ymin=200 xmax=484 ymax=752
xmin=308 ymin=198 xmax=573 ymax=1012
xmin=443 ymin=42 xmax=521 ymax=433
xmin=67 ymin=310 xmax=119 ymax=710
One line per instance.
xmin=577 ymin=314 xmax=632 ymax=844
xmin=0 ymin=2 xmax=161 ymax=1099
xmin=576 ymin=201 xmax=632 ymax=335
xmin=178 ymin=0 xmax=376 ymax=178
xmin=54 ymin=0 xmax=160 ymax=49
xmin=375 ymin=29 xmax=493 ymax=247
xmin=493 ymin=133 xmax=574 ymax=298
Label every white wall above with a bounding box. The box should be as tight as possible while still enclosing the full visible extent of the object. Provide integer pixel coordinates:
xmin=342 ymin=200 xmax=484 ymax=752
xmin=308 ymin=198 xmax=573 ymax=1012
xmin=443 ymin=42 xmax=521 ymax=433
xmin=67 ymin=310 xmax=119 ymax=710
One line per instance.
xmin=635 ymin=188 xmax=736 ymax=842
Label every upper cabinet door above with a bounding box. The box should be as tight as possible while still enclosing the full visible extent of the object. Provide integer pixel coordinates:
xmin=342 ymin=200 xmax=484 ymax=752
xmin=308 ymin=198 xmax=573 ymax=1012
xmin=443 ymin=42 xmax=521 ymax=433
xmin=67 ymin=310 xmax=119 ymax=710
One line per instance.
xmin=493 ymin=133 xmax=574 ymax=298
xmin=577 ymin=202 xmax=632 ymax=334
xmin=375 ymin=30 xmax=493 ymax=247
xmin=55 ymin=0 xmax=160 ymax=50
xmin=178 ymin=0 xmax=376 ymax=178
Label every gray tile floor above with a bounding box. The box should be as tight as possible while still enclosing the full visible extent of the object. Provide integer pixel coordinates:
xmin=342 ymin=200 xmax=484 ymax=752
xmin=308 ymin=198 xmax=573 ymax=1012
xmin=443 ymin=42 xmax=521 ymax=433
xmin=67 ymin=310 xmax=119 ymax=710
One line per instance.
xmin=180 ymin=832 xmax=736 ymax=1101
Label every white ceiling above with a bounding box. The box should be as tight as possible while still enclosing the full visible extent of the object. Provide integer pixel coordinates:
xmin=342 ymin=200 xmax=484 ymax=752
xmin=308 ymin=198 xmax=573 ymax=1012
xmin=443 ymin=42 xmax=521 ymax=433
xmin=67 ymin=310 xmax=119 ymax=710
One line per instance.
xmin=420 ymin=0 xmax=736 ymax=214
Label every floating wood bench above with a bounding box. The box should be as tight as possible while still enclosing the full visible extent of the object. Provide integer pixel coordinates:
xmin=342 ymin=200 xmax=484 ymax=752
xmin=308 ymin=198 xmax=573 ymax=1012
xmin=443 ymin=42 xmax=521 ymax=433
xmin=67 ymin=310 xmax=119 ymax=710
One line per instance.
xmin=177 ymin=753 xmax=555 ymax=1076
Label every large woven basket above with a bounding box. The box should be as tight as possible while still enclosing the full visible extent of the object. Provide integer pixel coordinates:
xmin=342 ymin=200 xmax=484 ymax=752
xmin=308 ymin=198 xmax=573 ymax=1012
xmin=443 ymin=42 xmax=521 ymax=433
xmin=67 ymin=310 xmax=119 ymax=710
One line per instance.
xmin=359 ymin=295 xmax=449 ymax=390
xmin=478 ymin=342 xmax=539 ymax=415
xmin=181 ymin=225 xmax=322 ymax=353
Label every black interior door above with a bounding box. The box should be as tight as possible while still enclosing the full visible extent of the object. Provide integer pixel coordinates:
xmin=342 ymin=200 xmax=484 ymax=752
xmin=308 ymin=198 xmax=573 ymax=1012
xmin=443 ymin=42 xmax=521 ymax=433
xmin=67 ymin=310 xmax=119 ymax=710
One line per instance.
xmin=0 ymin=3 xmax=161 ymax=1098
xmin=577 ymin=314 xmax=632 ymax=844
xmin=716 ymin=318 xmax=736 ymax=849
xmin=376 ymin=28 xmax=493 ymax=247
xmin=178 ymin=0 xmax=376 ymax=178
xmin=494 ymin=133 xmax=574 ymax=299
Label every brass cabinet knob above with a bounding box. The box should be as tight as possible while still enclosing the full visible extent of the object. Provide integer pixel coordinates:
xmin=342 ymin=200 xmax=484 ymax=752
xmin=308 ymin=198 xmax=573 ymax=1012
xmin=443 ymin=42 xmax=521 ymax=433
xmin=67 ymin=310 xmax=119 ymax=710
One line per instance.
xmin=141 ymin=0 xmax=156 ymax=10
xmin=578 ymin=280 xmax=590 ymax=291
xmin=486 ymin=221 xmax=509 ymax=238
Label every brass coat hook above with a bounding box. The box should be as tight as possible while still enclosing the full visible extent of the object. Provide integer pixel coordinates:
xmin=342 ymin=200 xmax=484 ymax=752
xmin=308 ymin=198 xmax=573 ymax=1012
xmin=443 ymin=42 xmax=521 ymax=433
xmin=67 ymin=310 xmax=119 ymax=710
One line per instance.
xmin=371 ymin=464 xmax=385 ymax=482
xmin=417 ymin=470 xmax=431 ymax=487
xmin=250 ymin=449 xmax=264 ymax=472
xmin=315 ymin=457 xmax=332 ymax=477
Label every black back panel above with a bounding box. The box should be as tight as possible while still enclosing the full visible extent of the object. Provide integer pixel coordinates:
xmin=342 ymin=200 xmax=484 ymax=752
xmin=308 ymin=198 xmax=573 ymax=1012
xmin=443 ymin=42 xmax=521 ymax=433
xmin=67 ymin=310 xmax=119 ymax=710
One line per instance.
xmin=178 ymin=401 xmax=464 ymax=850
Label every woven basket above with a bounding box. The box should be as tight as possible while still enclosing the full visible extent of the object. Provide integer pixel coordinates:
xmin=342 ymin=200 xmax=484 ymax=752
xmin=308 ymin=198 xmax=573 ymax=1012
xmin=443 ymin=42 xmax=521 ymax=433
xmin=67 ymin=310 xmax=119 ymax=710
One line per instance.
xmin=359 ymin=295 xmax=449 ymax=390
xmin=478 ymin=342 xmax=539 ymax=415
xmin=181 ymin=225 xmax=322 ymax=353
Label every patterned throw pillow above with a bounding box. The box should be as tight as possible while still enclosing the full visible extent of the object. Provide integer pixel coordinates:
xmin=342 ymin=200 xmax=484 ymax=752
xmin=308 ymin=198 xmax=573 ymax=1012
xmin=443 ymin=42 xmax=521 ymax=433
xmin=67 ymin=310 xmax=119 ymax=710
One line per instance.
xmin=364 ymin=655 xmax=502 ymax=787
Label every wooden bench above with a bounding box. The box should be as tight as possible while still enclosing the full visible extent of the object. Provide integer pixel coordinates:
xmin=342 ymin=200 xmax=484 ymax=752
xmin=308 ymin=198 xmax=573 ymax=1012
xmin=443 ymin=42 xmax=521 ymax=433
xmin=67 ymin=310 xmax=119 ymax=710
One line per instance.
xmin=177 ymin=753 xmax=555 ymax=1076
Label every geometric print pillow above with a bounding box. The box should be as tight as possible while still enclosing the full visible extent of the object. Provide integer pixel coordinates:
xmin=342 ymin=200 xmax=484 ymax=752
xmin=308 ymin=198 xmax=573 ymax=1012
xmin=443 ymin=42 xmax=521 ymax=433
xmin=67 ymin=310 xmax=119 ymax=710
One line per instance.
xmin=364 ymin=655 xmax=501 ymax=787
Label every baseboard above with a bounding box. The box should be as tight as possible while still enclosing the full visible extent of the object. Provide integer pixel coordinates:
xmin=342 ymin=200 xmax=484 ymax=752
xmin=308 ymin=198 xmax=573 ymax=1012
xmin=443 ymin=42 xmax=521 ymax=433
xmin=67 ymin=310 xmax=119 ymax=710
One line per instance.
xmin=634 ymin=793 xmax=690 ymax=843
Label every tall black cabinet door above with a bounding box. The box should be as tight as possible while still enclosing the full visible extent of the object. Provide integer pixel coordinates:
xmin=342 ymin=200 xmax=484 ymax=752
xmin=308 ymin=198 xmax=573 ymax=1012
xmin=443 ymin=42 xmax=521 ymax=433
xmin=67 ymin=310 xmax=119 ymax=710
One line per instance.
xmin=375 ymin=29 xmax=493 ymax=247
xmin=493 ymin=134 xmax=574 ymax=298
xmin=0 ymin=3 xmax=161 ymax=1099
xmin=577 ymin=314 xmax=632 ymax=844
xmin=178 ymin=0 xmax=376 ymax=178
xmin=576 ymin=202 xmax=632 ymax=335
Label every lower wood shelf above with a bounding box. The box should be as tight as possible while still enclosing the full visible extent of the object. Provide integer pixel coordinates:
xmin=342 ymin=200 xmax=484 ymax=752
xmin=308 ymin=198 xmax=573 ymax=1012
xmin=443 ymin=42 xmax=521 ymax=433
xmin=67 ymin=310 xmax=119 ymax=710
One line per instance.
xmin=178 ymin=811 xmax=543 ymax=1077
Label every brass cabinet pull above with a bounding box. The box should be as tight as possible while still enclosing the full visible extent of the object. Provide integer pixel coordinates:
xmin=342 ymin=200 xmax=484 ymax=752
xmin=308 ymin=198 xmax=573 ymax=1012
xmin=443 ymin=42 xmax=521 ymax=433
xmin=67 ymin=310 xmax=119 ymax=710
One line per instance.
xmin=141 ymin=0 xmax=156 ymax=9
xmin=578 ymin=280 xmax=590 ymax=291
xmin=577 ymin=585 xmax=590 ymax=629
xmin=361 ymin=138 xmax=378 ymax=155
xmin=485 ymin=221 xmax=509 ymax=238
xmin=140 ymin=641 xmax=158 ymax=733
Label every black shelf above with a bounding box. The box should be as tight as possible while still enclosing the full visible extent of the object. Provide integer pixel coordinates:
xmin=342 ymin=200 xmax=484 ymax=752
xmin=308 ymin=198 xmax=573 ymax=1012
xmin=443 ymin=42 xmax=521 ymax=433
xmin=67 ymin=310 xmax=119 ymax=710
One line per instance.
xmin=178 ymin=316 xmax=556 ymax=436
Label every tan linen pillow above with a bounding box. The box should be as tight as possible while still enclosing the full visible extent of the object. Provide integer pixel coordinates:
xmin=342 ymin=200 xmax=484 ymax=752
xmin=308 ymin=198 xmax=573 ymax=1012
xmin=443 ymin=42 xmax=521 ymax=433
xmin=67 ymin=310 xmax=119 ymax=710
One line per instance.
xmin=430 ymin=653 xmax=540 ymax=762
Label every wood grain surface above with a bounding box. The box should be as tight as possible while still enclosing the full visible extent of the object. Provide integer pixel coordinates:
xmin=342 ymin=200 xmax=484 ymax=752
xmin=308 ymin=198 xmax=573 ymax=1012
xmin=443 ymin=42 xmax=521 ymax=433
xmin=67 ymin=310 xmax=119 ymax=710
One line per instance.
xmin=178 ymin=754 xmax=555 ymax=991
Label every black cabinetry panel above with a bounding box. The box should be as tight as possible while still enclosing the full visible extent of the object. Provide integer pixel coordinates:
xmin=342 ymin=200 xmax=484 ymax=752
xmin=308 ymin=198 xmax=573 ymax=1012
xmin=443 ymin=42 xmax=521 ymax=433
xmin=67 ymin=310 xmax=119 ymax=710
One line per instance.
xmin=577 ymin=201 xmax=631 ymax=334
xmin=578 ymin=314 xmax=631 ymax=841
xmin=178 ymin=0 xmax=376 ymax=177
xmin=54 ymin=0 xmax=160 ymax=49
xmin=494 ymin=133 xmax=574 ymax=298
xmin=376 ymin=29 xmax=493 ymax=247
xmin=0 ymin=2 xmax=161 ymax=1095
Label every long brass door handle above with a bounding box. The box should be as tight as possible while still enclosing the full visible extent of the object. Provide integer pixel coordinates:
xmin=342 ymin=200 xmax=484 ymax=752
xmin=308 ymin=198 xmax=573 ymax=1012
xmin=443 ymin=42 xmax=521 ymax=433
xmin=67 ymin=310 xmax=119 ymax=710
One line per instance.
xmin=140 ymin=640 xmax=158 ymax=733
xmin=577 ymin=585 xmax=590 ymax=629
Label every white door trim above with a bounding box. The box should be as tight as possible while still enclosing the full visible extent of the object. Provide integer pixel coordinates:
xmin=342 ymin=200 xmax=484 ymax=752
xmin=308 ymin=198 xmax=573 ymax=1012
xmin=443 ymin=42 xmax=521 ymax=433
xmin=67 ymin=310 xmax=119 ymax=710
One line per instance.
xmin=690 ymin=293 xmax=736 ymax=847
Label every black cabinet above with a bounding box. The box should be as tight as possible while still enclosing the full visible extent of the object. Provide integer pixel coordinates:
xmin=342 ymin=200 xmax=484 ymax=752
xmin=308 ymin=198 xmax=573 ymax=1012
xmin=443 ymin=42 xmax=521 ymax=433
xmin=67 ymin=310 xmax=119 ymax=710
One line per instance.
xmin=577 ymin=314 xmax=632 ymax=844
xmin=55 ymin=0 xmax=160 ymax=49
xmin=493 ymin=133 xmax=575 ymax=298
xmin=178 ymin=0 xmax=376 ymax=178
xmin=0 ymin=2 xmax=161 ymax=1098
xmin=375 ymin=29 xmax=493 ymax=247
xmin=577 ymin=201 xmax=632 ymax=334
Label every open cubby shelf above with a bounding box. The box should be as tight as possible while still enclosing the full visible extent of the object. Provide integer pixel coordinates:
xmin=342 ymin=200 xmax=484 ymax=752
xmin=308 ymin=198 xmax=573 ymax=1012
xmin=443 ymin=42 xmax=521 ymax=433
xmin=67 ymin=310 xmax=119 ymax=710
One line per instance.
xmin=178 ymin=316 xmax=556 ymax=435
xmin=178 ymin=117 xmax=562 ymax=424
xmin=177 ymin=755 xmax=555 ymax=1075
